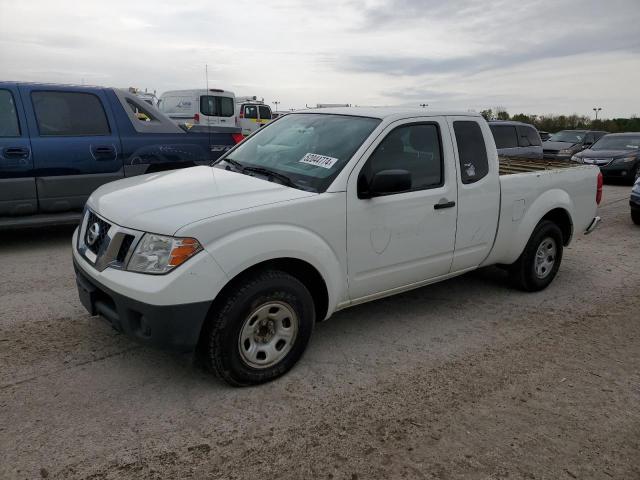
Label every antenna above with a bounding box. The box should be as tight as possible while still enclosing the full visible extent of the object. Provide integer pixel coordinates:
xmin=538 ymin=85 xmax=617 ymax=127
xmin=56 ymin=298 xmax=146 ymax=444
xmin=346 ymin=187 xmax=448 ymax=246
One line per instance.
xmin=205 ymin=64 xmax=212 ymax=158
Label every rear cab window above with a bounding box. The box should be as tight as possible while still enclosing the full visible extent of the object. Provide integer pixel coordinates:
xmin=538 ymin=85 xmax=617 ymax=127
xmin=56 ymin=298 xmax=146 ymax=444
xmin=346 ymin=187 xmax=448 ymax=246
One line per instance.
xmin=0 ymin=89 xmax=21 ymax=137
xmin=454 ymin=121 xmax=489 ymax=184
xmin=31 ymin=91 xmax=110 ymax=136
xmin=517 ymin=125 xmax=542 ymax=147
xmin=258 ymin=105 xmax=272 ymax=120
xmin=201 ymin=95 xmax=235 ymax=117
xmin=243 ymin=105 xmax=258 ymax=119
xmin=489 ymin=125 xmax=518 ymax=149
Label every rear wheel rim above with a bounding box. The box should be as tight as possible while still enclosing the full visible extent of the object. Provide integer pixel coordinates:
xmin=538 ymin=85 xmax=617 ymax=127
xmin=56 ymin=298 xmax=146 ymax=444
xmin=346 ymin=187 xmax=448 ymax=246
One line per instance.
xmin=534 ymin=237 xmax=557 ymax=279
xmin=238 ymin=301 xmax=299 ymax=369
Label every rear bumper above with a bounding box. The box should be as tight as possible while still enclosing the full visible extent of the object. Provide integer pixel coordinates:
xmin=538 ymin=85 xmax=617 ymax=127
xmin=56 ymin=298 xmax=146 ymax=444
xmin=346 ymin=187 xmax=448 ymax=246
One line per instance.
xmin=74 ymin=259 xmax=211 ymax=352
xmin=584 ymin=216 xmax=601 ymax=235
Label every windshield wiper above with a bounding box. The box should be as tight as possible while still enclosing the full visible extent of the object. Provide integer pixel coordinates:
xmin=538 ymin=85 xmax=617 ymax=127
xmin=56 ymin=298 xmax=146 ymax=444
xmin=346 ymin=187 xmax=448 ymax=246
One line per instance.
xmin=241 ymin=166 xmax=298 ymax=189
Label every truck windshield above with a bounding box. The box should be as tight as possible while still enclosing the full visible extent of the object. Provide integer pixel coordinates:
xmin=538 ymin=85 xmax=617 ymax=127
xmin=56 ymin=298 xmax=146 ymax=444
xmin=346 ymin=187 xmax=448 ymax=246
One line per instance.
xmin=548 ymin=130 xmax=585 ymax=143
xmin=591 ymin=135 xmax=640 ymax=151
xmin=215 ymin=113 xmax=380 ymax=192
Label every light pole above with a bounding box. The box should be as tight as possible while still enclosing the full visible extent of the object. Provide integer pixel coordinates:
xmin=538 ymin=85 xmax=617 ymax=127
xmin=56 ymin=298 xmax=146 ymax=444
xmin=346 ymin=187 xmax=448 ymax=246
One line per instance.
xmin=419 ymin=103 xmax=429 ymax=108
xmin=273 ymin=101 xmax=281 ymax=112
xmin=593 ymin=107 xmax=602 ymax=120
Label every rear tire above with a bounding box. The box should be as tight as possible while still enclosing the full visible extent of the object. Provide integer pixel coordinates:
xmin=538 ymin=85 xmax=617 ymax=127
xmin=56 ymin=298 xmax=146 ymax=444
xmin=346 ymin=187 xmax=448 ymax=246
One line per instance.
xmin=509 ymin=220 xmax=564 ymax=292
xmin=199 ymin=269 xmax=315 ymax=386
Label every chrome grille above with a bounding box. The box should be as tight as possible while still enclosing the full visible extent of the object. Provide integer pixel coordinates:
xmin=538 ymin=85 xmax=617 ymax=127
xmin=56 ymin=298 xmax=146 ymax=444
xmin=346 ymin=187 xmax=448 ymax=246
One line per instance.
xmin=77 ymin=209 xmax=143 ymax=272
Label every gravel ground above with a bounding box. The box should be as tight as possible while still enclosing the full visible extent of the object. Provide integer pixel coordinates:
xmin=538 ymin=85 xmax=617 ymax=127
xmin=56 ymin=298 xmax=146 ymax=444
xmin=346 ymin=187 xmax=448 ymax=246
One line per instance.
xmin=1 ymin=184 xmax=638 ymax=480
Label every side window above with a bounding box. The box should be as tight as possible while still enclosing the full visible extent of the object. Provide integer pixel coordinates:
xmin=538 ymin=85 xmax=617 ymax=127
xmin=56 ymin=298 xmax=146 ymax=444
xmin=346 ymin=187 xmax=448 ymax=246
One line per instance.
xmin=258 ymin=105 xmax=272 ymax=120
xmin=454 ymin=121 xmax=489 ymax=184
xmin=126 ymin=99 xmax=158 ymax=123
xmin=200 ymin=95 xmax=218 ymax=116
xmin=32 ymin=91 xmax=110 ymax=136
xmin=517 ymin=126 xmax=542 ymax=147
xmin=361 ymin=123 xmax=443 ymax=193
xmin=243 ymin=105 xmax=258 ymax=119
xmin=584 ymin=133 xmax=594 ymax=144
xmin=0 ymin=89 xmax=20 ymax=137
xmin=219 ymin=97 xmax=235 ymax=117
xmin=490 ymin=125 xmax=518 ymax=149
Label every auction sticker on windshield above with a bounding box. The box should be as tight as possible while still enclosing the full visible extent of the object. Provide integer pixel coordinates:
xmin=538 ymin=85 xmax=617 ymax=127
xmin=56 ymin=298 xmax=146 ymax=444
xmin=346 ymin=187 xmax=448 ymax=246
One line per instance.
xmin=299 ymin=153 xmax=339 ymax=169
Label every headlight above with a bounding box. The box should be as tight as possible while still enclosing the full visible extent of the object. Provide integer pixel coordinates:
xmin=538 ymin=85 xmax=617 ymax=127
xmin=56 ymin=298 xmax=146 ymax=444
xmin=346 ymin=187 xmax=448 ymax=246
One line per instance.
xmin=558 ymin=149 xmax=574 ymax=155
xmin=127 ymin=233 xmax=202 ymax=274
xmin=612 ymin=155 xmax=636 ymax=164
xmin=571 ymin=155 xmax=582 ymax=162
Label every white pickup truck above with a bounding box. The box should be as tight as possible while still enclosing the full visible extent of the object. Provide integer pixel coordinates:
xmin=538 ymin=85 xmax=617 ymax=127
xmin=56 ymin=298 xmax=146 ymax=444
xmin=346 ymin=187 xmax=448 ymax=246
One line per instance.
xmin=73 ymin=108 xmax=602 ymax=386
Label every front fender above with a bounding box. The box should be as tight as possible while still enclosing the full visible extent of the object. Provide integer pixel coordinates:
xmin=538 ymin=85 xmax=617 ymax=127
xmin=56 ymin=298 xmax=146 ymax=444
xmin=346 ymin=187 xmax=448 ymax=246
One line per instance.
xmin=203 ymin=224 xmax=346 ymax=317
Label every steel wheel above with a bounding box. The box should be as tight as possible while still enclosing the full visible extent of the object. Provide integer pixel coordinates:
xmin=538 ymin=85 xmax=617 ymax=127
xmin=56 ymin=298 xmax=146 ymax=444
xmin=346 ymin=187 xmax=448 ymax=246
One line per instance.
xmin=238 ymin=301 xmax=299 ymax=369
xmin=534 ymin=237 xmax=557 ymax=279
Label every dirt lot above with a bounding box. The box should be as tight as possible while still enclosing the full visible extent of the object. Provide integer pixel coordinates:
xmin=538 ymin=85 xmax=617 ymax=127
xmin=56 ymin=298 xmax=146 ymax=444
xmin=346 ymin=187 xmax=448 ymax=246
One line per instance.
xmin=1 ymin=184 xmax=639 ymax=480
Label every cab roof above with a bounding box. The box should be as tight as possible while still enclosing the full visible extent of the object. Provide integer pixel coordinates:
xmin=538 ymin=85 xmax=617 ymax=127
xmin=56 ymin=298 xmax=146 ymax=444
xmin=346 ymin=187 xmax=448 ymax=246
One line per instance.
xmin=293 ymin=106 xmax=481 ymax=121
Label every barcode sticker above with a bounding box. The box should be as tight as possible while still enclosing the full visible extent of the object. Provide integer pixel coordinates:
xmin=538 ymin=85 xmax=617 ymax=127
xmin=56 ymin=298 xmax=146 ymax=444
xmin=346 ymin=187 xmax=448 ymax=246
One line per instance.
xmin=299 ymin=153 xmax=339 ymax=169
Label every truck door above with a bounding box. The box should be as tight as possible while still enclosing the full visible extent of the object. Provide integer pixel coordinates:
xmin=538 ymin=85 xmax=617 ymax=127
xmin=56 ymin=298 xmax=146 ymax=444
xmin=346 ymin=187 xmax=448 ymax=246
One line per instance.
xmin=447 ymin=117 xmax=500 ymax=271
xmin=20 ymin=86 xmax=123 ymax=213
xmin=0 ymin=85 xmax=36 ymax=216
xmin=346 ymin=118 xmax=458 ymax=301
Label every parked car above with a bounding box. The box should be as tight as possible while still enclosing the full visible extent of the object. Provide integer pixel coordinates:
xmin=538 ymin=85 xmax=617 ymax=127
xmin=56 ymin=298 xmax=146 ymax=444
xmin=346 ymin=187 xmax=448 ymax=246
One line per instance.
xmin=0 ymin=82 xmax=243 ymax=228
xmin=489 ymin=120 xmax=542 ymax=159
xmin=631 ymin=177 xmax=640 ymax=225
xmin=543 ymin=129 xmax=608 ymax=160
xmin=158 ymin=89 xmax=236 ymax=127
xmin=538 ymin=131 xmax=551 ymax=141
xmin=571 ymin=133 xmax=640 ymax=184
xmin=73 ymin=108 xmax=602 ymax=386
xmin=237 ymin=102 xmax=273 ymax=136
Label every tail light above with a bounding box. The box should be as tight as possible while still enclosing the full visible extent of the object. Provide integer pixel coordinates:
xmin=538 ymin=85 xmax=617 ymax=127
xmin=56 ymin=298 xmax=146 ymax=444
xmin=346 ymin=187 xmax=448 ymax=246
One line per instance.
xmin=193 ymin=113 xmax=200 ymax=124
xmin=231 ymin=133 xmax=244 ymax=144
xmin=596 ymin=171 xmax=603 ymax=205
xmin=239 ymin=106 xmax=244 ymax=119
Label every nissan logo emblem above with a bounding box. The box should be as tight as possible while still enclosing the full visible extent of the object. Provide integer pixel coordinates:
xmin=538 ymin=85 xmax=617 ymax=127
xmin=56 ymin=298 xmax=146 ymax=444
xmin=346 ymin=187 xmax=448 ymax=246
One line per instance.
xmin=86 ymin=222 xmax=101 ymax=246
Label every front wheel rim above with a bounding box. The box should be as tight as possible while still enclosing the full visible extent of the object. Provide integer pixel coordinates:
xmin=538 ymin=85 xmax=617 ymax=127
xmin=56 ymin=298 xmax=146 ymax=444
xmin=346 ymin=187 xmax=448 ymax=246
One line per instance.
xmin=534 ymin=237 xmax=557 ymax=279
xmin=238 ymin=301 xmax=299 ymax=369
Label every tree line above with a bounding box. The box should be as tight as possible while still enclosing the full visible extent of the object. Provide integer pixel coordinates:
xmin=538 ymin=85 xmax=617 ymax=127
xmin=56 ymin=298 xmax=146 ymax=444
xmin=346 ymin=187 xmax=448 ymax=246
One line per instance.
xmin=479 ymin=108 xmax=640 ymax=133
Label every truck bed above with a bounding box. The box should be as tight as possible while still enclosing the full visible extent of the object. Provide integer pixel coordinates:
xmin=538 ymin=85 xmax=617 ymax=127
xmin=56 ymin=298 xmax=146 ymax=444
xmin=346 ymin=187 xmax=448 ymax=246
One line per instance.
xmin=499 ymin=157 xmax=577 ymax=175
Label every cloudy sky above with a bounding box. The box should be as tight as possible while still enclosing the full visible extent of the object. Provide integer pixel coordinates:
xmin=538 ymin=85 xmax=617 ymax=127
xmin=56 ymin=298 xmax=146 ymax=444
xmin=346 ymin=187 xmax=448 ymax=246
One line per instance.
xmin=1 ymin=0 xmax=639 ymax=117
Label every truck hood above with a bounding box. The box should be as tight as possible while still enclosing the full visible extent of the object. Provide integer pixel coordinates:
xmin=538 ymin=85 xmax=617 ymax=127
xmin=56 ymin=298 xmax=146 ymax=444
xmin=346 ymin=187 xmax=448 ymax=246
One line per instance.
xmin=87 ymin=166 xmax=315 ymax=235
xmin=576 ymin=149 xmax=635 ymax=159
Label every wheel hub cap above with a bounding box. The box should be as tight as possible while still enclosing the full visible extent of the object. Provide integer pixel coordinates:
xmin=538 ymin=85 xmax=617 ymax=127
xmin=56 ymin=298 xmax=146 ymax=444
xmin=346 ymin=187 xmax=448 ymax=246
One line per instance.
xmin=238 ymin=301 xmax=299 ymax=369
xmin=535 ymin=237 xmax=557 ymax=279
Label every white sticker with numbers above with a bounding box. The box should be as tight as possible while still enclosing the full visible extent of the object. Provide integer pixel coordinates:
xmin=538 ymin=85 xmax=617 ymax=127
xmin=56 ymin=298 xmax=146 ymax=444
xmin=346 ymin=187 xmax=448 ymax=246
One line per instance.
xmin=299 ymin=153 xmax=339 ymax=169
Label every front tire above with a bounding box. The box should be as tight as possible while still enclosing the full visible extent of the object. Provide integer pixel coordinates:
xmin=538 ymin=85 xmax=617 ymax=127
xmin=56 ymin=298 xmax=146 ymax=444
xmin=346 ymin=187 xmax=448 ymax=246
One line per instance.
xmin=199 ymin=270 xmax=315 ymax=386
xmin=632 ymin=209 xmax=640 ymax=226
xmin=509 ymin=220 xmax=564 ymax=292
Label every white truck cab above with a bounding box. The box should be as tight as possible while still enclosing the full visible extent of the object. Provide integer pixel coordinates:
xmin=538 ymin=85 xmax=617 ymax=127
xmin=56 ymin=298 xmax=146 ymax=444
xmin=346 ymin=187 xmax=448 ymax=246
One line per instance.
xmin=73 ymin=108 xmax=602 ymax=386
xmin=158 ymin=88 xmax=236 ymax=127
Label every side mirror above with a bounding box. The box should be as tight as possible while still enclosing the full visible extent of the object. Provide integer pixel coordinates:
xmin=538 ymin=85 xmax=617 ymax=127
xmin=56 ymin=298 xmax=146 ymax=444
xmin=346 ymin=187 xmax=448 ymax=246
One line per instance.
xmin=359 ymin=169 xmax=412 ymax=198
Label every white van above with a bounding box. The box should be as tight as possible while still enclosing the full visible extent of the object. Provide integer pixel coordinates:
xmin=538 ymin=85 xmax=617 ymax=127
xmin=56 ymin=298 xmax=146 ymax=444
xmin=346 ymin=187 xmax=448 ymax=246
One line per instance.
xmin=158 ymin=89 xmax=236 ymax=126
xmin=237 ymin=101 xmax=273 ymax=136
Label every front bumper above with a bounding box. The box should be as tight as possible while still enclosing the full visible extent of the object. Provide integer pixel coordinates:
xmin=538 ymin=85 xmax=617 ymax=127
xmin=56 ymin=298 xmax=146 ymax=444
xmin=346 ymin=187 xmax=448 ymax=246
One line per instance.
xmin=599 ymin=162 xmax=637 ymax=179
xmin=74 ymin=259 xmax=211 ymax=352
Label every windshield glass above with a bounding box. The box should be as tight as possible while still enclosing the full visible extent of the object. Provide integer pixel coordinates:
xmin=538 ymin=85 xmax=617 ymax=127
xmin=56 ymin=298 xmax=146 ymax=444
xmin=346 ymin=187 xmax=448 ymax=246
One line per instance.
xmin=215 ymin=113 xmax=381 ymax=192
xmin=591 ymin=135 xmax=640 ymax=151
xmin=548 ymin=130 xmax=585 ymax=143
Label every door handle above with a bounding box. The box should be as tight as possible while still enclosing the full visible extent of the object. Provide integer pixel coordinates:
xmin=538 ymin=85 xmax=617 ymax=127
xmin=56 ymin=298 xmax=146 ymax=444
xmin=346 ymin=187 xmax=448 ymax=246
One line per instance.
xmin=91 ymin=145 xmax=116 ymax=160
xmin=3 ymin=147 xmax=30 ymax=158
xmin=434 ymin=200 xmax=456 ymax=210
